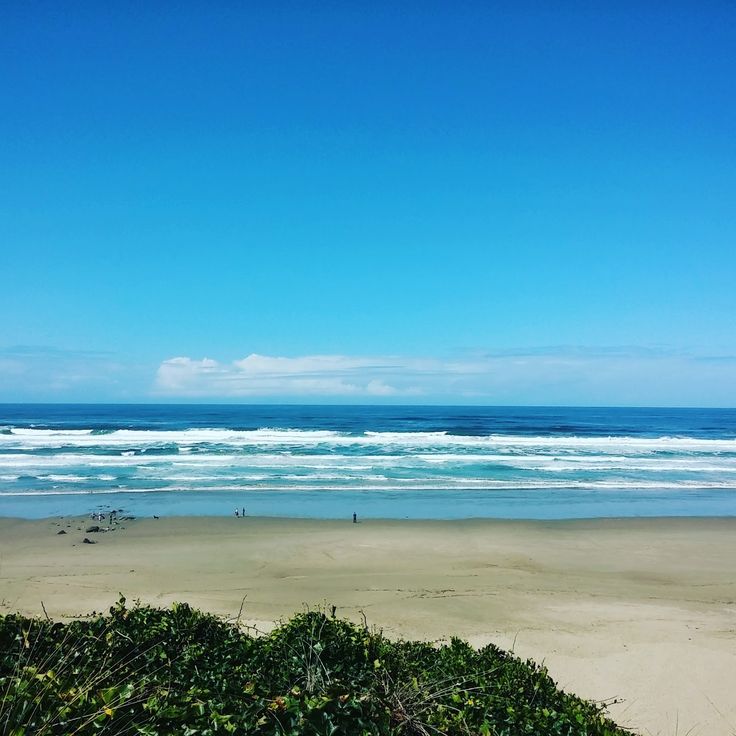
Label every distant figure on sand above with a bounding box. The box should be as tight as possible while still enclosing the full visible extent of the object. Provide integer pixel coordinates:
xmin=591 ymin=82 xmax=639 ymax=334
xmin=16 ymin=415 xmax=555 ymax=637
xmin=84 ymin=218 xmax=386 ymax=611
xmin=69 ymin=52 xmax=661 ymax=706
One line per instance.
xmin=352 ymin=512 xmax=357 ymax=523
xmin=242 ymin=507 xmax=245 ymax=517
xmin=234 ymin=508 xmax=239 ymax=517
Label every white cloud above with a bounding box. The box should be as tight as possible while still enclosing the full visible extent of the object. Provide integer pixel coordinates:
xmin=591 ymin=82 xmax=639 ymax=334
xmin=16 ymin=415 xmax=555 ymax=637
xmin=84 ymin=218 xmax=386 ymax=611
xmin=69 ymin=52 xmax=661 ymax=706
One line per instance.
xmin=232 ymin=354 xmax=387 ymax=375
xmin=5 ymin=345 xmax=734 ymax=405
xmin=153 ymin=348 xmax=736 ymax=405
xmin=366 ymin=379 xmax=399 ymax=396
xmin=155 ymin=353 xmax=426 ymax=397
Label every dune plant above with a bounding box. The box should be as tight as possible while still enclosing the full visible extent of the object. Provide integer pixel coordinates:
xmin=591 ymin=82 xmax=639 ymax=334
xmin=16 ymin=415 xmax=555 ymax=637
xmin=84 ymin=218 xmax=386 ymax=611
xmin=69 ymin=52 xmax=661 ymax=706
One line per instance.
xmin=0 ymin=599 xmax=634 ymax=735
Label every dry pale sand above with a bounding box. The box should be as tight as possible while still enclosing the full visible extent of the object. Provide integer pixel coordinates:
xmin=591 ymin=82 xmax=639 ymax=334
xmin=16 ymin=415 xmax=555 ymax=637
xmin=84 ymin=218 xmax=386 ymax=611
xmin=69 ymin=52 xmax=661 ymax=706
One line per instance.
xmin=0 ymin=515 xmax=735 ymax=736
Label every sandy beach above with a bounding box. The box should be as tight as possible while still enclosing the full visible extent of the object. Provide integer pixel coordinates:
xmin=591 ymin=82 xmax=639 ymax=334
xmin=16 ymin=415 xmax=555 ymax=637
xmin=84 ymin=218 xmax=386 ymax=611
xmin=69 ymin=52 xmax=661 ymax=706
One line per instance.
xmin=0 ymin=515 xmax=734 ymax=735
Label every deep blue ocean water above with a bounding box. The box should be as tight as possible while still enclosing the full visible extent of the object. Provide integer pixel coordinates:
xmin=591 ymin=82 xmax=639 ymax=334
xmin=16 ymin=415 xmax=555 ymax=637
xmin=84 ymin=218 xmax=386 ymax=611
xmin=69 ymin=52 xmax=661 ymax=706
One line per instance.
xmin=1 ymin=404 xmax=735 ymax=519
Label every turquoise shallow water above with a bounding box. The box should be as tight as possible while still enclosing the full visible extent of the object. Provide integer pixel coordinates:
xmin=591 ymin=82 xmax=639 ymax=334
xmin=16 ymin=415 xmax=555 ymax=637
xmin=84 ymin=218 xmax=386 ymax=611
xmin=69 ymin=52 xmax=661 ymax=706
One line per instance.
xmin=1 ymin=404 xmax=735 ymax=519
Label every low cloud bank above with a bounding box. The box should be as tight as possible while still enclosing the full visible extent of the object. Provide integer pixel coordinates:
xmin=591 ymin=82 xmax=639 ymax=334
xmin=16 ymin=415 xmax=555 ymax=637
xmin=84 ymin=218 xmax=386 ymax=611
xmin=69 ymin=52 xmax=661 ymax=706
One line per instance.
xmin=2 ymin=345 xmax=733 ymax=405
xmin=155 ymin=354 xmax=451 ymax=398
xmin=0 ymin=345 xmax=137 ymax=402
xmin=154 ymin=349 xmax=736 ymax=405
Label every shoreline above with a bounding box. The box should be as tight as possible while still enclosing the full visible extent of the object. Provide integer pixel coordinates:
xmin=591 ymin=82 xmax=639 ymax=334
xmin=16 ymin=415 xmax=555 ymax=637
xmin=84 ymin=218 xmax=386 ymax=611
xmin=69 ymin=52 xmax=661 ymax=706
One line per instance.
xmin=1 ymin=515 xmax=735 ymax=735
xmin=4 ymin=511 xmax=736 ymax=520
xmin=2 ymin=506 xmax=736 ymax=521
xmin=4 ymin=510 xmax=736 ymax=517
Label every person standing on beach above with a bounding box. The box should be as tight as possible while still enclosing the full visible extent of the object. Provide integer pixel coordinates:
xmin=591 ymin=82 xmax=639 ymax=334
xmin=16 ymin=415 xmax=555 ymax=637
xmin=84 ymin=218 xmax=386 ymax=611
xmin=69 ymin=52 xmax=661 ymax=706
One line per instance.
xmin=352 ymin=512 xmax=357 ymax=523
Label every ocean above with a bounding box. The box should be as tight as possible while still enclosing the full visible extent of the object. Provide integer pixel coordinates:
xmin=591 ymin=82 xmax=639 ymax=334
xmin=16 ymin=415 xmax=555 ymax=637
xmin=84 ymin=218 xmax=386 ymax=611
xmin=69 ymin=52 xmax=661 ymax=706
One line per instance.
xmin=1 ymin=404 xmax=735 ymax=520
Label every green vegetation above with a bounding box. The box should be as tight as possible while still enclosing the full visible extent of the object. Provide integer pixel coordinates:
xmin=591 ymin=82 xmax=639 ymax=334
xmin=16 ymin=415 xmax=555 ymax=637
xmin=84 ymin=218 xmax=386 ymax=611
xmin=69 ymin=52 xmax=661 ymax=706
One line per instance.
xmin=1 ymin=598 xmax=633 ymax=735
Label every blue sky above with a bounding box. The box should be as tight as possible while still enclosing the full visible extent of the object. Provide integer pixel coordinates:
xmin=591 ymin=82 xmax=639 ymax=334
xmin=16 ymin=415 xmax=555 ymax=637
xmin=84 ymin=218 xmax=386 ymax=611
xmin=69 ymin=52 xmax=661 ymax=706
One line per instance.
xmin=1 ymin=2 xmax=735 ymax=405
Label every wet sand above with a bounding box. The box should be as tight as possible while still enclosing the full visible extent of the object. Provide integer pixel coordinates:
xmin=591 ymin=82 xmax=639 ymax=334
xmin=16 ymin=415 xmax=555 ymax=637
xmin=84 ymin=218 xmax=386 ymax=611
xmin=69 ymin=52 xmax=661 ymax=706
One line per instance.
xmin=0 ymin=515 xmax=734 ymax=735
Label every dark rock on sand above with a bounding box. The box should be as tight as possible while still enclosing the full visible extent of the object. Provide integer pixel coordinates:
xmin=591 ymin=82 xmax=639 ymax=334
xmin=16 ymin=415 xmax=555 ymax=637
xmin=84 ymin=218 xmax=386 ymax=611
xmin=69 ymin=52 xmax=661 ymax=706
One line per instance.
xmin=57 ymin=530 xmax=67 ymax=535
xmin=82 ymin=537 xmax=96 ymax=544
xmin=85 ymin=525 xmax=100 ymax=533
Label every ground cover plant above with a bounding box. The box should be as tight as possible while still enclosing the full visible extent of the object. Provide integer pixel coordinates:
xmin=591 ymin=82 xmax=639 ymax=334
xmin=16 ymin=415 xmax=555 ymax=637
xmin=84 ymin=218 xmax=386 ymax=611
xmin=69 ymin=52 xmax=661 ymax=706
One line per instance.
xmin=0 ymin=598 xmax=633 ymax=735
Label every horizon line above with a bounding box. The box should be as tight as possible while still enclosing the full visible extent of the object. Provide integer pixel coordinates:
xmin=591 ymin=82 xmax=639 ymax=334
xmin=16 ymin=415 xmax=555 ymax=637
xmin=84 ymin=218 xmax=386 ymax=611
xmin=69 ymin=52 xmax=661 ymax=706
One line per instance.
xmin=1 ymin=401 xmax=735 ymax=411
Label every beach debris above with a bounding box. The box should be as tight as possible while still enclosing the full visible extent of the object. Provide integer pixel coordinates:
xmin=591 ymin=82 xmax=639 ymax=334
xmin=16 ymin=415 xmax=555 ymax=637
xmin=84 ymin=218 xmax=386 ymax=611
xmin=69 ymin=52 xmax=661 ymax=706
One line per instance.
xmin=57 ymin=530 xmax=66 ymax=535
xmin=85 ymin=525 xmax=100 ymax=533
xmin=82 ymin=537 xmax=96 ymax=544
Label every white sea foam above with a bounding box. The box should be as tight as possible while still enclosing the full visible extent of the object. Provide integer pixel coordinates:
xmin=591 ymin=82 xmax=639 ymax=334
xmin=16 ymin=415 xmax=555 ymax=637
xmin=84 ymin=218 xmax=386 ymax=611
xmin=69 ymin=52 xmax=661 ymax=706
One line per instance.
xmin=3 ymin=427 xmax=736 ymax=453
xmin=3 ymin=426 xmax=736 ymax=505
xmin=1 ymin=427 xmax=346 ymax=449
xmin=2 ymin=479 xmax=736 ymax=497
xmin=2 ymin=449 xmax=735 ymax=473
xmin=39 ymin=474 xmax=89 ymax=482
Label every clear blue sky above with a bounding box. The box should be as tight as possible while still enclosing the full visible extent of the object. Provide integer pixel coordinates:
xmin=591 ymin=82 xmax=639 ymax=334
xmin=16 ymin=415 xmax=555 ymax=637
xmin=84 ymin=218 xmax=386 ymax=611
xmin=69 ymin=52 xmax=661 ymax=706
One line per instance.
xmin=1 ymin=3 xmax=735 ymax=405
